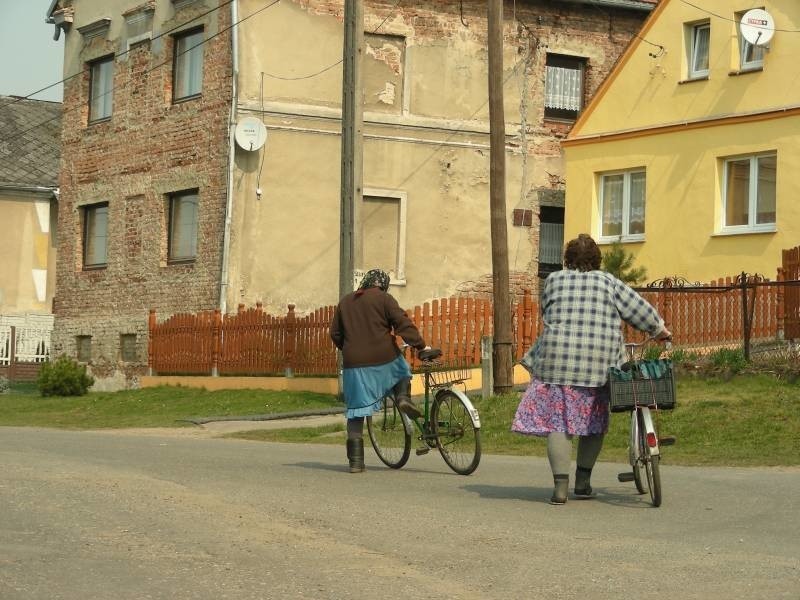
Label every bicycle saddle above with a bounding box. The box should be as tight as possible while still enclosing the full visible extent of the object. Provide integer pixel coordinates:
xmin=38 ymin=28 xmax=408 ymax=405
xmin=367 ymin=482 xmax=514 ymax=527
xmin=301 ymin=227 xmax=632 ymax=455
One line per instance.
xmin=418 ymin=348 xmax=442 ymax=361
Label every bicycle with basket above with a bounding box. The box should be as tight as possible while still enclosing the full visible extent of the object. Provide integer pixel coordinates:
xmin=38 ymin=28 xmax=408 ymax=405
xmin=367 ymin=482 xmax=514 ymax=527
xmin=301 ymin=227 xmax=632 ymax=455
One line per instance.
xmin=609 ymin=340 xmax=677 ymax=507
xmin=366 ymin=347 xmax=482 ymax=475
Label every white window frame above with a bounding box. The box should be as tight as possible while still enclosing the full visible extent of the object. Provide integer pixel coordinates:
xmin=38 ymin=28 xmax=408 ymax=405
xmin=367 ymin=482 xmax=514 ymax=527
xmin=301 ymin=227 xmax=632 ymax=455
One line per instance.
xmin=737 ymin=13 xmax=765 ymax=71
xmin=89 ymin=56 xmax=114 ymax=122
xmin=720 ymin=153 xmax=777 ymax=235
xmin=361 ymin=188 xmax=407 ymax=285
xmin=688 ymin=22 xmax=710 ymax=79
xmin=598 ymin=169 xmax=646 ymax=243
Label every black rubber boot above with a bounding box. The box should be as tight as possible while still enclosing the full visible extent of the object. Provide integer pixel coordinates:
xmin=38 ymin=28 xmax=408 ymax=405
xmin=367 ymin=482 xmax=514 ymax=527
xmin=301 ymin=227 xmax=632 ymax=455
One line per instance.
xmin=392 ymin=378 xmax=421 ymax=420
xmin=574 ymin=466 xmax=595 ymax=498
xmin=550 ymin=474 xmax=569 ymax=505
xmin=346 ymin=438 xmax=365 ymax=473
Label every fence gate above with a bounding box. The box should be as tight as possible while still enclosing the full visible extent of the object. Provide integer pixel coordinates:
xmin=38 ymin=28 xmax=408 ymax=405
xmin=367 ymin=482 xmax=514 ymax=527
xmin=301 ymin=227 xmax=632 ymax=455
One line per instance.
xmin=783 ymin=246 xmax=800 ymax=340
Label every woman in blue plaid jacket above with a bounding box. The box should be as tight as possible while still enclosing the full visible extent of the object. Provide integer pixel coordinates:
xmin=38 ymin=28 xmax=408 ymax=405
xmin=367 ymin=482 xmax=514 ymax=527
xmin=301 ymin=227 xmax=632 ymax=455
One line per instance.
xmin=513 ymin=234 xmax=671 ymax=504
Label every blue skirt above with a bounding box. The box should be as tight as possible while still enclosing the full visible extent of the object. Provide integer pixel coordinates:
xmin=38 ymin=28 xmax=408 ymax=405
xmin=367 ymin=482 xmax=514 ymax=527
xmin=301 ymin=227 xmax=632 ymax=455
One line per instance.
xmin=343 ymin=354 xmax=412 ymax=419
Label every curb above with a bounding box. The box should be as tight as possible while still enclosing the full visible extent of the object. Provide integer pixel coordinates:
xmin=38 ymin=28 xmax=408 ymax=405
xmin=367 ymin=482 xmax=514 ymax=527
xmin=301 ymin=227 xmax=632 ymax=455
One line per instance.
xmin=182 ymin=406 xmax=345 ymax=425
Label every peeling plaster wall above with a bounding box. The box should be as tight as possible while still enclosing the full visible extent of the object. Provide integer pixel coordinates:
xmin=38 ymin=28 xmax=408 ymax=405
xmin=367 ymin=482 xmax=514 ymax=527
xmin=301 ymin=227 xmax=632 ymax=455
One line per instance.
xmin=232 ymin=0 xmax=650 ymax=312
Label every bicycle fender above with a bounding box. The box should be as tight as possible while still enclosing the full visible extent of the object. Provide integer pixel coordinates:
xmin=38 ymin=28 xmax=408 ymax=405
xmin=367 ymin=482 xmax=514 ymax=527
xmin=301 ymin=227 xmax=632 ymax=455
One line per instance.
xmin=640 ymin=408 xmax=660 ymax=456
xmin=436 ymin=388 xmax=481 ymax=428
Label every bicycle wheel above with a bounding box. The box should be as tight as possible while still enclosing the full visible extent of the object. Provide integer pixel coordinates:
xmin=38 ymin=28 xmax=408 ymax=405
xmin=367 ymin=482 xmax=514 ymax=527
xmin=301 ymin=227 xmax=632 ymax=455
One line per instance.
xmin=431 ymin=390 xmax=481 ymax=475
xmin=367 ymin=395 xmax=411 ymax=469
xmin=631 ymin=410 xmax=646 ymax=494
xmin=637 ymin=410 xmax=662 ymax=507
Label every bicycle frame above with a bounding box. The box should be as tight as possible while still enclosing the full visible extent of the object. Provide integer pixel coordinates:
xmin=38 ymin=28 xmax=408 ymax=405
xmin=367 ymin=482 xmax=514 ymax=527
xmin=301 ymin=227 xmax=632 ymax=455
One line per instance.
xmin=414 ymin=368 xmax=481 ymax=432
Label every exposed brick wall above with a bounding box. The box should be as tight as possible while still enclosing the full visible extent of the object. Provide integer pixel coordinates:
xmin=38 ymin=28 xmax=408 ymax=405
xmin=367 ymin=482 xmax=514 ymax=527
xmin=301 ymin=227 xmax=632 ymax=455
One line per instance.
xmin=53 ymin=4 xmax=233 ymax=387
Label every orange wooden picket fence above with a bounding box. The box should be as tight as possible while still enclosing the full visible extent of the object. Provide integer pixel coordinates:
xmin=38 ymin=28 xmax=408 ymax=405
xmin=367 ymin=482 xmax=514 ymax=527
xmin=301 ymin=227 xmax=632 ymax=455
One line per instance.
xmin=782 ymin=245 xmax=800 ymax=340
xmin=627 ymin=276 xmax=781 ymax=350
xmin=148 ymin=293 xmax=541 ymax=376
xmin=148 ymin=273 xmax=795 ymax=377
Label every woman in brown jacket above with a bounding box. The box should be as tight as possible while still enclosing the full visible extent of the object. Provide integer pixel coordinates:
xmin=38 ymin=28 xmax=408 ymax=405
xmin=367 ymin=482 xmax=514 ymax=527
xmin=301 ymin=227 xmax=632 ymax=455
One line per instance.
xmin=330 ymin=269 xmax=429 ymax=472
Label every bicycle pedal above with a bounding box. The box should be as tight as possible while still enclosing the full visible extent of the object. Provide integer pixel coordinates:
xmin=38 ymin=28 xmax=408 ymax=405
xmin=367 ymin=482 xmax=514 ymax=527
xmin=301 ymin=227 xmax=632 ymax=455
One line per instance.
xmin=659 ymin=436 xmax=677 ymax=446
xmin=415 ymin=447 xmax=430 ymax=456
xmin=618 ymin=472 xmax=635 ymax=482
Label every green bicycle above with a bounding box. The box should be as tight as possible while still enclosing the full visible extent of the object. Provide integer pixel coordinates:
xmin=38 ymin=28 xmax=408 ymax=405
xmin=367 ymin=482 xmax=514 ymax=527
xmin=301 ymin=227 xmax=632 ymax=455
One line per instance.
xmin=366 ymin=348 xmax=482 ymax=475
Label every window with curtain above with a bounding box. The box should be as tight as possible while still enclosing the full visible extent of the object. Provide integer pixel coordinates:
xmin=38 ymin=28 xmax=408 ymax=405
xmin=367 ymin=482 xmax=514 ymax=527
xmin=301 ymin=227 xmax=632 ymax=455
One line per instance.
xmin=89 ymin=56 xmax=114 ymax=122
xmin=83 ymin=203 xmax=109 ymax=268
xmin=723 ymin=153 xmax=776 ymax=232
xmin=173 ymin=28 xmax=204 ymax=101
xmin=168 ymin=190 xmax=199 ymax=261
xmin=599 ymin=170 xmax=646 ymax=241
xmin=689 ymin=22 xmax=710 ymax=78
xmin=544 ymin=54 xmax=585 ymax=120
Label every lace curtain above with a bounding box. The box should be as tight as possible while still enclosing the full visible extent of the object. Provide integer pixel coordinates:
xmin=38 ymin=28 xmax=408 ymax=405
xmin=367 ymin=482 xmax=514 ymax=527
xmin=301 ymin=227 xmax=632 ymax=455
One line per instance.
xmin=545 ymin=65 xmax=582 ymax=111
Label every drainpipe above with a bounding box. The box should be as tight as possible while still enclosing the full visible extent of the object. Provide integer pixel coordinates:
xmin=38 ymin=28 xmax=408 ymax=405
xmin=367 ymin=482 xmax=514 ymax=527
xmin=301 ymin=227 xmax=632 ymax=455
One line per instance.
xmin=219 ymin=0 xmax=239 ymax=316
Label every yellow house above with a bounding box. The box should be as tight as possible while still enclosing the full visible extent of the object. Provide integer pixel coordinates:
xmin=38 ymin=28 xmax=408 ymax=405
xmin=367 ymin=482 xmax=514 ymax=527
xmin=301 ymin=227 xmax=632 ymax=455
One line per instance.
xmin=563 ymin=1 xmax=798 ymax=283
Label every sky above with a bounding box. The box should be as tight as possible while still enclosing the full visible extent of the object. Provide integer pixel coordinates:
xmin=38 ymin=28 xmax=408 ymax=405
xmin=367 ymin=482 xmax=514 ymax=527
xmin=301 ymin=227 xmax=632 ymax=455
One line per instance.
xmin=0 ymin=1 xmax=64 ymax=101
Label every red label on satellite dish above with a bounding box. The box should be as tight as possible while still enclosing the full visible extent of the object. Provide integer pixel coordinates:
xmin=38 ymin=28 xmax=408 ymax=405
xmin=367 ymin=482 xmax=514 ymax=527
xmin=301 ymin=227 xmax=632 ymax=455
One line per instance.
xmin=746 ymin=17 xmax=769 ymax=26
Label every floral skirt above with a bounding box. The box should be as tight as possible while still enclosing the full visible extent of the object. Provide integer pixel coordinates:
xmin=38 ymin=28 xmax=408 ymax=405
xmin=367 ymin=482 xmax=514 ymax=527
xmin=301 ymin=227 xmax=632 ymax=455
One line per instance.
xmin=511 ymin=376 xmax=609 ymax=437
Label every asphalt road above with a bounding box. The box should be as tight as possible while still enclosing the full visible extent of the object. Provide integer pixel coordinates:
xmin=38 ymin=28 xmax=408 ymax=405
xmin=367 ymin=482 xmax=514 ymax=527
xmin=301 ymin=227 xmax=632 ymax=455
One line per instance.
xmin=0 ymin=426 xmax=797 ymax=599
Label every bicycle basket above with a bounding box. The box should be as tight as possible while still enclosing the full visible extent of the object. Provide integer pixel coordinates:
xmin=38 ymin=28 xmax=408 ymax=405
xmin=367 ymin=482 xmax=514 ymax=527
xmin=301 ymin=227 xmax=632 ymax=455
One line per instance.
xmin=423 ymin=357 xmax=473 ymax=388
xmin=608 ymin=359 xmax=676 ymax=413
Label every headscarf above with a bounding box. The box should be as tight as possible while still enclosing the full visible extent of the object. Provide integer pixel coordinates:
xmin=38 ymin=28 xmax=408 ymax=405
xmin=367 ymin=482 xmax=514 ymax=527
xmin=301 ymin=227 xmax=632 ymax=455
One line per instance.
xmin=356 ymin=269 xmax=390 ymax=295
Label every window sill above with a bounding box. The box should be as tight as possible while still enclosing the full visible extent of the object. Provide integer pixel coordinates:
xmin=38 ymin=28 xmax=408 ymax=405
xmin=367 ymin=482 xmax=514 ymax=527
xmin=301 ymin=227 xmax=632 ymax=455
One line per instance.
xmin=543 ymin=116 xmax=577 ymax=125
xmin=167 ymin=258 xmax=196 ymax=266
xmin=713 ymin=226 xmax=776 ymax=237
xmin=598 ymin=235 xmax=645 ymax=245
xmin=82 ymin=264 xmax=107 ymax=271
xmin=88 ymin=117 xmax=111 ymax=126
xmin=172 ymin=93 xmax=202 ymax=105
xmin=678 ymin=75 xmax=709 ymax=85
xmin=729 ymin=66 xmax=763 ymax=77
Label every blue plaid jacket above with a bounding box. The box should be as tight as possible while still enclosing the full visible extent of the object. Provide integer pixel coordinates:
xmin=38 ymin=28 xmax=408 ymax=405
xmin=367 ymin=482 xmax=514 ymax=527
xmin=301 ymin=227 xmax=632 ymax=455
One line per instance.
xmin=523 ymin=269 xmax=664 ymax=387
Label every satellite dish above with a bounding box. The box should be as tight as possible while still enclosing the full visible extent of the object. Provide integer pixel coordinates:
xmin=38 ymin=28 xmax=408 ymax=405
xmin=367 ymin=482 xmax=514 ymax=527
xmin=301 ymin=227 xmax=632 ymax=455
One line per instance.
xmin=234 ymin=117 xmax=268 ymax=151
xmin=740 ymin=9 xmax=775 ymax=47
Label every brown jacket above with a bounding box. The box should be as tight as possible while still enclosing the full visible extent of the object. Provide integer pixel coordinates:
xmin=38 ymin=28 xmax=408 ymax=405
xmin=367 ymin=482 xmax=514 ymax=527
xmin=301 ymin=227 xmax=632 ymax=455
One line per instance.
xmin=330 ymin=288 xmax=426 ymax=368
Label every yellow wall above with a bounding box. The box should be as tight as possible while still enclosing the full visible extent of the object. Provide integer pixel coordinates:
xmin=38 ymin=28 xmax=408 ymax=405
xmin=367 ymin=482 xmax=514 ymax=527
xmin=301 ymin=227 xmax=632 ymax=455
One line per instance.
xmin=574 ymin=0 xmax=797 ymax=138
xmin=564 ymin=1 xmax=799 ymax=282
xmin=0 ymin=192 xmax=56 ymax=315
xmin=140 ymin=365 xmax=531 ymax=395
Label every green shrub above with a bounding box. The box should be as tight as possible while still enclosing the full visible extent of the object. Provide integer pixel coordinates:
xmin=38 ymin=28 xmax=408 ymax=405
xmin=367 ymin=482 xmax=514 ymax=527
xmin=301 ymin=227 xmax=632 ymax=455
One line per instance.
xmin=601 ymin=241 xmax=648 ymax=286
xmin=708 ymin=347 xmax=747 ymax=374
xmin=0 ymin=376 xmax=9 ymax=394
xmin=37 ymin=355 xmax=95 ymax=397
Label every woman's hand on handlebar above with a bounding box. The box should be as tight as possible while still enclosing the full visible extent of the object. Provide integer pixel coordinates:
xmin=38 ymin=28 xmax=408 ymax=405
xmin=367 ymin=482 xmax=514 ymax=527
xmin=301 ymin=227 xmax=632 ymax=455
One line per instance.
xmin=655 ymin=327 xmax=672 ymax=341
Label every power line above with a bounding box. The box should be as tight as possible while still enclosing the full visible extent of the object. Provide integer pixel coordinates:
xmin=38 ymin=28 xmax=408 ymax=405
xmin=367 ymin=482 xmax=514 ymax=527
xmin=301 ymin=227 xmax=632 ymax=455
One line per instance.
xmin=2 ymin=0 xmax=282 ymax=144
xmin=679 ymin=0 xmax=800 ymax=33
xmin=0 ymin=0 xmax=237 ymax=111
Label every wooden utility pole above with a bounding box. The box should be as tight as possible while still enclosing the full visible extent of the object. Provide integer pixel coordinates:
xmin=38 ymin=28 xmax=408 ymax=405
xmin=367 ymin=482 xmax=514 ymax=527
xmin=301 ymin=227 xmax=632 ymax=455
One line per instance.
xmin=488 ymin=0 xmax=513 ymax=394
xmin=338 ymin=0 xmax=364 ymax=401
xmin=339 ymin=0 xmax=364 ymax=302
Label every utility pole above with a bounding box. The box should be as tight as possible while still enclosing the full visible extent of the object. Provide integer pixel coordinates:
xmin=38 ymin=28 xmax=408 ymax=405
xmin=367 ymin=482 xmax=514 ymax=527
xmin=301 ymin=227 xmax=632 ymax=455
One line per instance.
xmin=488 ymin=0 xmax=513 ymax=394
xmin=339 ymin=0 xmax=364 ymax=301
xmin=338 ymin=0 xmax=364 ymax=401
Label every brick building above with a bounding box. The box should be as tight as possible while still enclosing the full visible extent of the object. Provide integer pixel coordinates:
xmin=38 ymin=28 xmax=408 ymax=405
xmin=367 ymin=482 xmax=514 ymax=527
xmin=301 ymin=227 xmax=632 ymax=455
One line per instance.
xmin=46 ymin=0 xmax=655 ymax=388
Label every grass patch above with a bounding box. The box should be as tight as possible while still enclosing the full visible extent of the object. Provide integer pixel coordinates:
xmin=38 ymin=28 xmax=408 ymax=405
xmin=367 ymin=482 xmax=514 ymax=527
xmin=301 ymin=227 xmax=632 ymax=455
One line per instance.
xmin=1 ymin=377 xmax=797 ymax=467
xmin=229 ymin=375 xmax=800 ymax=467
xmin=0 ymin=385 xmax=340 ymax=429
